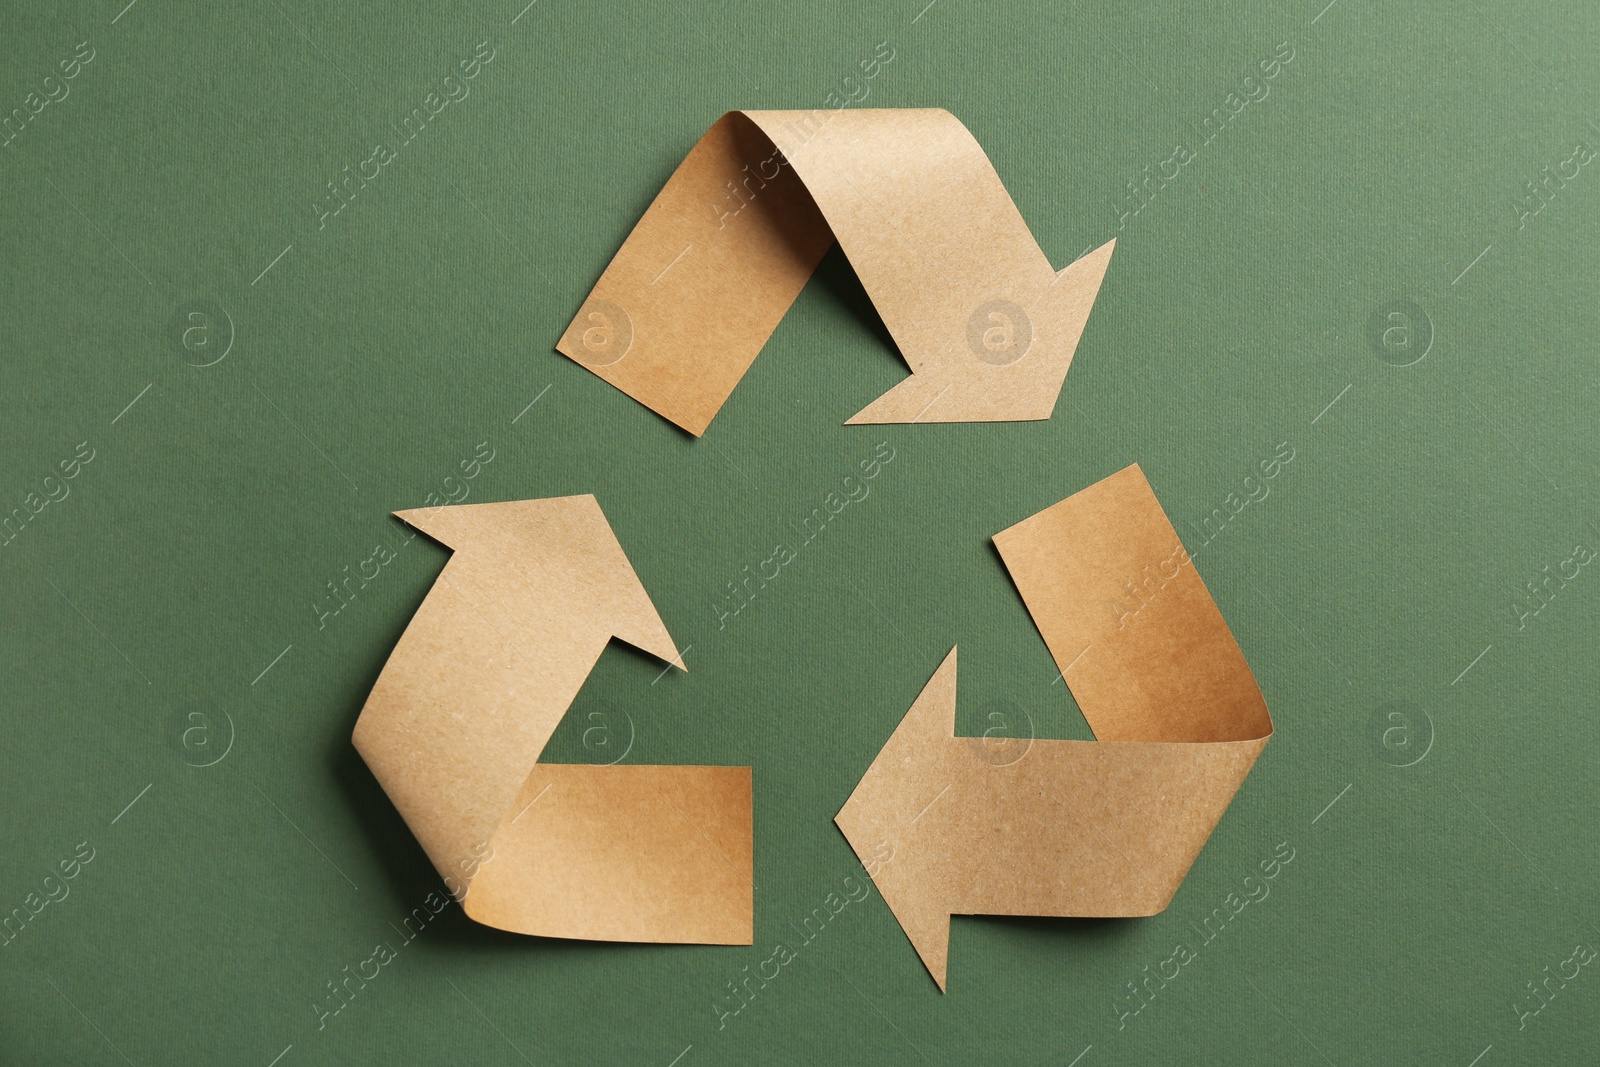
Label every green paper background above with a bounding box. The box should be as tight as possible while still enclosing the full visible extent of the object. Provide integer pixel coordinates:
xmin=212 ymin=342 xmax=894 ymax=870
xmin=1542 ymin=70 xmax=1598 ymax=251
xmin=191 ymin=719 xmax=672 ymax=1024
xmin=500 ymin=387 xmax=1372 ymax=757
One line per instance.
xmin=3 ymin=1 xmax=1596 ymax=1063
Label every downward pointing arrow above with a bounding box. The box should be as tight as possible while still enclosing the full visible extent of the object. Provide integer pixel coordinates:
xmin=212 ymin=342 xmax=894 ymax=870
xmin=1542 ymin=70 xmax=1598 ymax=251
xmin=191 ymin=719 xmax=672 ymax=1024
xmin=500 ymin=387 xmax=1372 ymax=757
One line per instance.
xmin=841 ymin=239 xmax=1115 ymax=425
xmin=836 ymin=466 xmax=1272 ymax=989
xmin=353 ymin=495 xmax=752 ymax=944
xmin=557 ymin=109 xmax=1115 ymax=434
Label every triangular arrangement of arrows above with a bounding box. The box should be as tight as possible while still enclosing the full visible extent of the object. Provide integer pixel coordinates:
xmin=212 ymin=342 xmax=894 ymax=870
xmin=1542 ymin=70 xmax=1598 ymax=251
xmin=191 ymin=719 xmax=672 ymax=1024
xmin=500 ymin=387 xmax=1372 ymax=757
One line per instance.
xmin=556 ymin=109 xmax=1115 ymax=435
xmin=836 ymin=465 xmax=1273 ymax=989
xmin=353 ymin=495 xmax=752 ymax=944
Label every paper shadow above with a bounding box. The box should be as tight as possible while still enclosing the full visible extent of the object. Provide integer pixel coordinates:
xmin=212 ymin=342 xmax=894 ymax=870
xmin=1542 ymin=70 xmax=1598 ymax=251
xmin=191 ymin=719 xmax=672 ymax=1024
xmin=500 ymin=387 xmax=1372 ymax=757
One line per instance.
xmin=805 ymin=243 xmax=901 ymax=363
xmin=334 ymin=609 xmax=697 ymax=956
xmin=965 ymin=913 xmax=1141 ymax=952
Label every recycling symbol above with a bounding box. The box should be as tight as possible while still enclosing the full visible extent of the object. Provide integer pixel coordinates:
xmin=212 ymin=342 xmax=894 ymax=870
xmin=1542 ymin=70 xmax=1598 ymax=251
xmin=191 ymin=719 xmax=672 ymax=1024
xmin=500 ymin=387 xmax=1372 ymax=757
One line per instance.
xmin=354 ymin=109 xmax=1270 ymax=990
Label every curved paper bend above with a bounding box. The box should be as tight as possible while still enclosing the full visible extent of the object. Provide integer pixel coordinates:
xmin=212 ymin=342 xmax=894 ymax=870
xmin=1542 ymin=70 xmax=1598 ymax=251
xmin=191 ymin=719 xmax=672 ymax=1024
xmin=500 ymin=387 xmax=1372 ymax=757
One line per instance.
xmin=835 ymin=465 xmax=1272 ymax=989
xmin=352 ymin=495 xmax=752 ymax=944
xmin=557 ymin=109 xmax=1115 ymax=435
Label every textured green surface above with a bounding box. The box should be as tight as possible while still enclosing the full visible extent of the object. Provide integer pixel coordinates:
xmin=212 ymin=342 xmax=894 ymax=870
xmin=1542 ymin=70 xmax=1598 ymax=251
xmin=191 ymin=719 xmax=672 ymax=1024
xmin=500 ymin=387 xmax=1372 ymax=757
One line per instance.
xmin=3 ymin=1 xmax=1597 ymax=1063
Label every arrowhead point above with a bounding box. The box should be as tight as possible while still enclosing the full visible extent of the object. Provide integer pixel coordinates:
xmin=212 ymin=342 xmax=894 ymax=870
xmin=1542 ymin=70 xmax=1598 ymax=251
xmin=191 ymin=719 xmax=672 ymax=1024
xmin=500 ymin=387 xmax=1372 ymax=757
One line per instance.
xmin=392 ymin=503 xmax=466 ymax=547
xmin=394 ymin=495 xmax=683 ymax=669
xmin=844 ymin=371 xmax=1048 ymax=425
xmin=845 ymin=240 xmax=1115 ymax=425
xmin=1054 ymin=238 xmax=1115 ymax=318
xmin=836 ymin=648 xmax=959 ymax=990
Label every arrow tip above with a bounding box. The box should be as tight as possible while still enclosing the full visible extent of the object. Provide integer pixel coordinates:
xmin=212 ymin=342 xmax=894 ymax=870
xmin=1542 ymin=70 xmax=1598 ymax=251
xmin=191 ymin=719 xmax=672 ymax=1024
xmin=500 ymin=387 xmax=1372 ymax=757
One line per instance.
xmin=845 ymin=240 xmax=1117 ymax=426
xmin=837 ymin=647 xmax=959 ymax=990
xmin=1052 ymin=237 xmax=1115 ymax=313
xmin=392 ymin=495 xmax=682 ymax=668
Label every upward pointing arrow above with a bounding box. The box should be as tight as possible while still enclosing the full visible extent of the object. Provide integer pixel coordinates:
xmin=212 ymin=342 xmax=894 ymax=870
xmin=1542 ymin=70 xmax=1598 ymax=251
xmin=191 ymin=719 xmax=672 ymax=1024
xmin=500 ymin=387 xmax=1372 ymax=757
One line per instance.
xmin=353 ymin=495 xmax=752 ymax=944
xmin=557 ymin=109 xmax=1115 ymax=435
xmin=836 ymin=466 xmax=1272 ymax=989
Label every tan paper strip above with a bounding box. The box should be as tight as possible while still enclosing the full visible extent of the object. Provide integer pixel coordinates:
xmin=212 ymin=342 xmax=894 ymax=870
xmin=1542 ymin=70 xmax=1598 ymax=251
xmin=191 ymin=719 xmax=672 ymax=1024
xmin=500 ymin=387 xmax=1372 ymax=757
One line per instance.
xmin=557 ymin=109 xmax=1115 ymax=435
xmin=353 ymin=495 xmax=752 ymax=944
xmin=835 ymin=465 xmax=1272 ymax=989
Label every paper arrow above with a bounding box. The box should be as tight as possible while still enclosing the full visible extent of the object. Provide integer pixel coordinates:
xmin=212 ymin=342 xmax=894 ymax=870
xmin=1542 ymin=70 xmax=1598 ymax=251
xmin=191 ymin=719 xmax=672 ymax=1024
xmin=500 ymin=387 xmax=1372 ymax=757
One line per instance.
xmin=556 ymin=109 xmax=1115 ymax=435
xmin=835 ymin=465 xmax=1273 ymax=989
xmin=352 ymin=494 xmax=752 ymax=944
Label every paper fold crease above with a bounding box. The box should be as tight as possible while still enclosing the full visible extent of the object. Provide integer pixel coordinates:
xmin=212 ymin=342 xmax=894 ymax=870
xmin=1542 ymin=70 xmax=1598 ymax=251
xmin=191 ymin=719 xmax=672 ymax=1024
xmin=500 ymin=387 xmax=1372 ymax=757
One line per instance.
xmin=354 ymin=494 xmax=751 ymax=944
xmin=836 ymin=465 xmax=1272 ymax=989
xmin=557 ymin=109 xmax=1115 ymax=434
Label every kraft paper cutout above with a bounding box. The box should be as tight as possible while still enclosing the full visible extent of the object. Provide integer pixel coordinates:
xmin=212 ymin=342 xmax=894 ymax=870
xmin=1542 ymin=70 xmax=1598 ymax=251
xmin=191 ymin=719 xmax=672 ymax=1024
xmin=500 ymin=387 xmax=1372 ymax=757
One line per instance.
xmin=835 ymin=464 xmax=1272 ymax=990
xmin=352 ymin=495 xmax=753 ymax=944
xmin=556 ymin=109 xmax=1115 ymax=435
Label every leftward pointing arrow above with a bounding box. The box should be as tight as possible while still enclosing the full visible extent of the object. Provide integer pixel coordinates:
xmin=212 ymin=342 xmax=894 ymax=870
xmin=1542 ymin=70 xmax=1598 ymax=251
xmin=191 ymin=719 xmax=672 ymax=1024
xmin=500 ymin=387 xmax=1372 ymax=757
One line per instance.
xmin=557 ymin=109 xmax=1115 ymax=435
xmin=836 ymin=466 xmax=1273 ymax=989
xmin=353 ymin=494 xmax=752 ymax=944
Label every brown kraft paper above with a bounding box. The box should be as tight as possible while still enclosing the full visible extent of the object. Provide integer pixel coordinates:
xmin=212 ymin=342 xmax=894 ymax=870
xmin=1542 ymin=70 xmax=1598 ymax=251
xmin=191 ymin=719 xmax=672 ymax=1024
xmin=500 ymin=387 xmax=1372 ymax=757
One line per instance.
xmin=557 ymin=109 xmax=1115 ymax=435
xmin=353 ymin=495 xmax=753 ymax=944
xmin=836 ymin=465 xmax=1273 ymax=989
